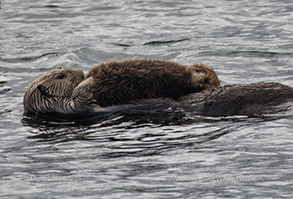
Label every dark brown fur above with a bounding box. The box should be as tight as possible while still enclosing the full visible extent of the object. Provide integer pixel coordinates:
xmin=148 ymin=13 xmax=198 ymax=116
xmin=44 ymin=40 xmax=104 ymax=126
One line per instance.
xmin=179 ymin=82 xmax=293 ymax=116
xmin=86 ymin=59 xmax=220 ymax=107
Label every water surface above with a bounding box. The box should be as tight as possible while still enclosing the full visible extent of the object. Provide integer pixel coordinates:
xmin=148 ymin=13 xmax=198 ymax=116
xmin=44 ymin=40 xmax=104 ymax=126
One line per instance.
xmin=1 ymin=0 xmax=293 ymax=198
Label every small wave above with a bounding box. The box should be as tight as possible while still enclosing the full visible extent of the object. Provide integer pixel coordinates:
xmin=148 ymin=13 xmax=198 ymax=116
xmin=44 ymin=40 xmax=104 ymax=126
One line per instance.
xmin=43 ymin=5 xmax=60 ymax=8
xmin=143 ymin=38 xmax=190 ymax=46
xmin=110 ymin=43 xmax=133 ymax=47
xmin=198 ymin=50 xmax=293 ymax=58
xmin=0 ymin=52 xmax=62 ymax=63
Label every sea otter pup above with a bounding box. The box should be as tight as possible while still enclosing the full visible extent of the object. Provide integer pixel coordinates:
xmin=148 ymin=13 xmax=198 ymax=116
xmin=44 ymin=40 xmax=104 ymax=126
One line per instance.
xmin=85 ymin=59 xmax=220 ymax=107
xmin=179 ymin=82 xmax=293 ymax=116
xmin=23 ymin=68 xmax=100 ymax=115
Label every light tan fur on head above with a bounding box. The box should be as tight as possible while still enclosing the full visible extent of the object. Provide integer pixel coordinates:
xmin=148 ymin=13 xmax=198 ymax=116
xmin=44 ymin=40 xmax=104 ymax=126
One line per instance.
xmin=23 ymin=68 xmax=86 ymax=114
xmin=186 ymin=63 xmax=220 ymax=90
xmin=28 ymin=68 xmax=84 ymax=97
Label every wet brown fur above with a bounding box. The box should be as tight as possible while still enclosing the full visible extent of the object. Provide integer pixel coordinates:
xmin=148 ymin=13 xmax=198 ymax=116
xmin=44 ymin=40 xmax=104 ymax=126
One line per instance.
xmin=179 ymin=82 xmax=293 ymax=116
xmin=86 ymin=59 xmax=220 ymax=107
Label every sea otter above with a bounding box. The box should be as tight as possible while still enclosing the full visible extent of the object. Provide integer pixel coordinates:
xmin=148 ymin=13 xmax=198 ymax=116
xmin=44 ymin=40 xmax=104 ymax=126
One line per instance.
xmin=23 ymin=68 xmax=100 ymax=115
xmin=85 ymin=59 xmax=220 ymax=107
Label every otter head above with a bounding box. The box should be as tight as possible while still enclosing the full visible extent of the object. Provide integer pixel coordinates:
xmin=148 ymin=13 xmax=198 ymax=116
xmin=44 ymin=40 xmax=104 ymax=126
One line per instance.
xmin=187 ymin=63 xmax=220 ymax=91
xmin=23 ymin=68 xmax=85 ymax=114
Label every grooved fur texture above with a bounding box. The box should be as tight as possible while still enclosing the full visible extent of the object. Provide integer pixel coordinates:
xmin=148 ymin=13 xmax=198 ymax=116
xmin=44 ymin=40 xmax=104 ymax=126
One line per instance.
xmin=23 ymin=68 xmax=97 ymax=115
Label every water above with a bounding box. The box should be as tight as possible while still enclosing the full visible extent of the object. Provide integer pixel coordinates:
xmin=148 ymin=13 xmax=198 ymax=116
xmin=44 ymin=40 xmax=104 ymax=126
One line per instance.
xmin=1 ymin=0 xmax=293 ymax=198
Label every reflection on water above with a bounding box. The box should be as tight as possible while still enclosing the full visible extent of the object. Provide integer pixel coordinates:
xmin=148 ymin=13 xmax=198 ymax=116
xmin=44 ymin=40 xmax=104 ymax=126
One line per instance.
xmin=1 ymin=0 xmax=293 ymax=198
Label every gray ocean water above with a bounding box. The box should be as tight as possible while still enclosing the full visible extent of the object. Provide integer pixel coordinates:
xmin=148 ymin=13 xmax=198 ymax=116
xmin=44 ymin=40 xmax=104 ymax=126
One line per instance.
xmin=1 ymin=0 xmax=293 ymax=198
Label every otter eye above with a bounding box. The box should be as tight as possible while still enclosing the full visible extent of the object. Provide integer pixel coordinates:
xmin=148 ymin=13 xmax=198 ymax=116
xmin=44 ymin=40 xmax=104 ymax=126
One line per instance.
xmin=56 ymin=73 xmax=65 ymax=79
